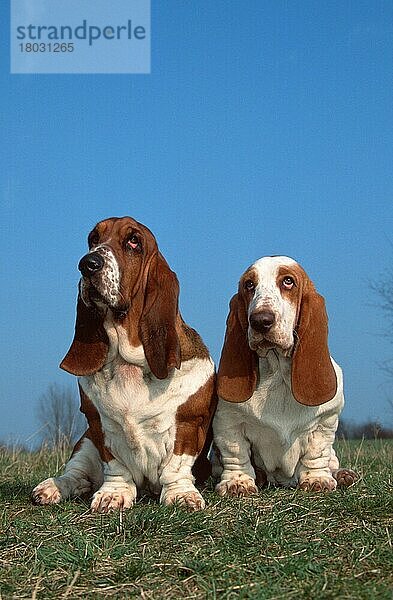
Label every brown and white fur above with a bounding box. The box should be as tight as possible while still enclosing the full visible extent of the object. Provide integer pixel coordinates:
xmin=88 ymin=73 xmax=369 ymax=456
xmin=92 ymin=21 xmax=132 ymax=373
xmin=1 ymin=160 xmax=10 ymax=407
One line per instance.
xmin=213 ymin=256 xmax=357 ymax=496
xmin=33 ymin=217 xmax=216 ymax=512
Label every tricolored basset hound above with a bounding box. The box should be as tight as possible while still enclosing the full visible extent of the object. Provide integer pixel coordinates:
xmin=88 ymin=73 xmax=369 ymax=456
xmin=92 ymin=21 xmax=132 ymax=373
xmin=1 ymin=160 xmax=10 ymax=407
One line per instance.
xmin=33 ymin=217 xmax=216 ymax=512
xmin=213 ymin=256 xmax=357 ymax=495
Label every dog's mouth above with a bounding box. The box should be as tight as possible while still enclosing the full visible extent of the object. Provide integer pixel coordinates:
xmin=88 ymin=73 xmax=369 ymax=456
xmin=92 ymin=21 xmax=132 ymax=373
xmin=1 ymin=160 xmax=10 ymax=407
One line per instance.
xmin=248 ymin=334 xmax=294 ymax=358
xmin=88 ymin=286 xmax=105 ymax=304
xmin=81 ymin=280 xmax=129 ymax=319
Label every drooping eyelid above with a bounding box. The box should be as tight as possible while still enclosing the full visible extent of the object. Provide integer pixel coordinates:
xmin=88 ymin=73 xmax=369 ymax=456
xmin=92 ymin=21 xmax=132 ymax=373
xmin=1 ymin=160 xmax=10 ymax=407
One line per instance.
xmin=244 ymin=279 xmax=255 ymax=291
xmin=241 ymin=269 xmax=258 ymax=291
xmin=282 ymin=275 xmax=297 ymax=287
xmin=125 ymin=230 xmax=143 ymax=251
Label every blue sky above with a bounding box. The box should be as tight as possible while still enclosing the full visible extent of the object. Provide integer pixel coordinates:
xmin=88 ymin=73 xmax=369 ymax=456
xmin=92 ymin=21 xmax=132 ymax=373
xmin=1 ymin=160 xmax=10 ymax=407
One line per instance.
xmin=1 ymin=1 xmax=393 ymax=445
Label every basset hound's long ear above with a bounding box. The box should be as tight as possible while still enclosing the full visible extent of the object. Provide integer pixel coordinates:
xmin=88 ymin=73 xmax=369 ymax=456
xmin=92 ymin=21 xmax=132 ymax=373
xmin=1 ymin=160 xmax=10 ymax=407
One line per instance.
xmin=291 ymin=282 xmax=337 ymax=406
xmin=217 ymin=293 xmax=258 ymax=402
xmin=60 ymin=294 xmax=109 ymax=376
xmin=139 ymin=252 xmax=181 ymax=380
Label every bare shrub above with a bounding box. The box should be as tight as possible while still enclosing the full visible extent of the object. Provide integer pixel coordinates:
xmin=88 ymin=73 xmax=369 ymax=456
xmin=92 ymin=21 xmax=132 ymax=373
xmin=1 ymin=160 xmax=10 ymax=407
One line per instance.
xmin=37 ymin=383 xmax=85 ymax=448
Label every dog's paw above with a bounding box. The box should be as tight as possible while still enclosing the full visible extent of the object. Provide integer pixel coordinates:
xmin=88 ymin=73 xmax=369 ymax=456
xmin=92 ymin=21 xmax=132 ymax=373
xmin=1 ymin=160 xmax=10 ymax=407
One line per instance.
xmin=333 ymin=468 xmax=358 ymax=488
xmin=32 ymin=478 xmax=62 ymax=505
xmin=216 ymin=474 xmax=258 ymax=498
xmin=161 ymin=488 xmax=205 ymax=511
xmin=298 ymin=475 xmax=337 ymax=492
xmin=90 ymin=488 xmax=136 ymax=513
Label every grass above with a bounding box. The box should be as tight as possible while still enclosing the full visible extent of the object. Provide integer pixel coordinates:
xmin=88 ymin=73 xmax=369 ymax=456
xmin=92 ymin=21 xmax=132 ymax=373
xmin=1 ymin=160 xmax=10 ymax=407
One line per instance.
xmin=0 ymin=440 xmax=392 ymax=599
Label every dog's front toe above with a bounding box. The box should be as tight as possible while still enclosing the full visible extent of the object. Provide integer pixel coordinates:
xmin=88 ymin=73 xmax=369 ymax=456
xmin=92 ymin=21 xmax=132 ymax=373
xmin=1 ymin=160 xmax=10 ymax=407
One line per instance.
xmin=161 ymin=485 xmax=205 ymax=511
xmin=216 ymin=474 xmax=258 ymax=498
xmin=333 ymin=468 xmax=358 ymax=488
xmin=91 ymin=488 xmax=135 ymax=513
xmin=32 ymin=478 xmax=62 ymax=505
xmin=298 ymin=476 xmax=337 ymax=492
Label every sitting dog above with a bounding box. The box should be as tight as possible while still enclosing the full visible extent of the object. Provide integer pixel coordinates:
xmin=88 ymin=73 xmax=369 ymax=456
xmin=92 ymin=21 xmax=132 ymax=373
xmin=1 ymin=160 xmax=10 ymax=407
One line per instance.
xmin=33 ymin=217 xmax=216 ymax=512
xmin=213 ymin=256 xmax=357 ymax=495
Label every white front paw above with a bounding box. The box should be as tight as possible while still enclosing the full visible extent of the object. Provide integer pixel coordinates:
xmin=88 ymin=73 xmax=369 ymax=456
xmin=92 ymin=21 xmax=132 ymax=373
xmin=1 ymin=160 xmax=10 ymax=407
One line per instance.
xmin=161 ymin=485 xmax=205 ymax=511
xmin=298 ymin=475 xmax=337 ymax=492
xmin=32 ymin=478 xmax=62 ymax=505
xmin=91 ymin=485 xmax=136 ymax=513
xmin=216 ymin=473 xmax=258 ymax=497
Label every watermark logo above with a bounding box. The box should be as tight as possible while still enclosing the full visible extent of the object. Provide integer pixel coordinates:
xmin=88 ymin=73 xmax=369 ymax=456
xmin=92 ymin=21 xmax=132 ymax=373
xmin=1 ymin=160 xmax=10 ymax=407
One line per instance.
xmin=11 ymin=0 xmax=150 ymax=74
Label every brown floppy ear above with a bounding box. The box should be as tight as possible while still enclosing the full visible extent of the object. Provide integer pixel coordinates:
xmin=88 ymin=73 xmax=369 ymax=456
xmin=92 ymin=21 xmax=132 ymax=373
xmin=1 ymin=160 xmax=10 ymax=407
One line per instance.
xmin=217 ymin=293 xmax=258 ymax=402
xmin=139 ymin=253 xmax=181 ymax=379
xmin=60 ymin=294 xmax=109 ymax=376
xmin=291 ymin=283 xmax=337 ymax=406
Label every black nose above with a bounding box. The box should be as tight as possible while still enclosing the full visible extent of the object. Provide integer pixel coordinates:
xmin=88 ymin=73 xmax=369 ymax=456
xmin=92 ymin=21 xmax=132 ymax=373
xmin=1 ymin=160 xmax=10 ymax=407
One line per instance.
xmin=249 ymin=310 xmax=275 ymax=333
xmin=78 ymin=252 xmax=104 ymax=277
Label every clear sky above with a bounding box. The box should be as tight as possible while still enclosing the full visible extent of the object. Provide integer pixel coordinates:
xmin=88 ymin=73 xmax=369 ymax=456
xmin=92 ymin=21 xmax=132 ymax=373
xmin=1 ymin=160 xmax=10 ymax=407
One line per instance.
xmin=1 ymin=1 xmax=393 ymax=446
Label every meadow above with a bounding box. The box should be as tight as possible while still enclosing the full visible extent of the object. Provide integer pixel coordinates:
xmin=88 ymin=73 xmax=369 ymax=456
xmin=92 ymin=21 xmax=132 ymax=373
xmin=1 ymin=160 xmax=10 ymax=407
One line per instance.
xmin=0 ymin=440 xmax=392 ymax=599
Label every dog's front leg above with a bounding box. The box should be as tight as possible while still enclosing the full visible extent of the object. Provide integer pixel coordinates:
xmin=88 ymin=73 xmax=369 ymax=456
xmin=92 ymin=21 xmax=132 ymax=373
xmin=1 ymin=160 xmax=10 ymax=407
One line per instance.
xmin=160 ymin=451 xmax=205 ymax=511
xmin=213 ymin=413 xmax=257 ymax=498
xmin=160 ymin=377 xmax=216 ymax=511
xmin=298 ymin=425 xmax=338 ymax=492
xmin=91 ymin=458 xmax=137 ymax=512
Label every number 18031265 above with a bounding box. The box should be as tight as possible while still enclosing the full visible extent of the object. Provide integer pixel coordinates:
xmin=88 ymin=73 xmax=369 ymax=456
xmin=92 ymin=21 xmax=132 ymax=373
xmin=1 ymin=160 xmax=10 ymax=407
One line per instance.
xmin=19 ymin=43 xmax=74 ymax=52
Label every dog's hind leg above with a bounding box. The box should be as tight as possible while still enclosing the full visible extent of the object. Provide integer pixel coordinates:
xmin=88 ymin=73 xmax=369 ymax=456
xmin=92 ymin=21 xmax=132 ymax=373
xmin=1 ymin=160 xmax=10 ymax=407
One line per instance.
xmin=32 ymin=433 xmax=103 ymax=505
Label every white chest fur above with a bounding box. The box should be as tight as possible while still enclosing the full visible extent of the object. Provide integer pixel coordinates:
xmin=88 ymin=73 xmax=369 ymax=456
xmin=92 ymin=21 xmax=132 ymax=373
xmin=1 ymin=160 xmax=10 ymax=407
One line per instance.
xmin=79 ymin=319 xmax=214 ymax=488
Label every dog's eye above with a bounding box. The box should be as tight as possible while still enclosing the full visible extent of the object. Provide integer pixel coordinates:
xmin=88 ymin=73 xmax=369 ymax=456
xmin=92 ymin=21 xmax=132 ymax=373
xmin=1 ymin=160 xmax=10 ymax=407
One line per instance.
xmin=126 ymin=234 xmax=141 ymax=251
xmin=244 ymin=279 xmax=255 ymax=291
xmin=282 ymin=276 xmax=295 ymax=289
xmin=88 ymin=231 xmax=99 ymax=247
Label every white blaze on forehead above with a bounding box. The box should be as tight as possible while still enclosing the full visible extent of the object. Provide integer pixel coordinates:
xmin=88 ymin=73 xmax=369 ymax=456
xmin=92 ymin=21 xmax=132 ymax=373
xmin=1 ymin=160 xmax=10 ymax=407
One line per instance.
xmin=252 ymin=256 xmax=297 ymax=275
xmin=250 ymin=256 xmax=298 ymax=296
xmin=247 ymin=256 xmax=298 ymax=351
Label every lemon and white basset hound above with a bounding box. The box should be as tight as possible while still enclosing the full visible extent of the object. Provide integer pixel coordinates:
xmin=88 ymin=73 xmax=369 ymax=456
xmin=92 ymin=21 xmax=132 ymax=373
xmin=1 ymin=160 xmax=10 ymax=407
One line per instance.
xmin=213 ymin=256 xmax=357 ymax=496
xmin=33 ymin=217 xmax=216 ymax=512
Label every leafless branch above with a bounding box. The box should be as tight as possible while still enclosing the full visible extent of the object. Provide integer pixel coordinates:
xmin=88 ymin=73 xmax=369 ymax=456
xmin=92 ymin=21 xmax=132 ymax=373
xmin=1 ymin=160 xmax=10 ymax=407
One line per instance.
xmin=37 ymin=383 xmax=85 ymax=448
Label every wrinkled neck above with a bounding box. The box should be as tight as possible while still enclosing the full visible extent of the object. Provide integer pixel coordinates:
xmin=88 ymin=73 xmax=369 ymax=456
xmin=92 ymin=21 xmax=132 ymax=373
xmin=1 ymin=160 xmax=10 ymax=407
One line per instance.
xmin=259 ymin=349 xmax=292 ymax=390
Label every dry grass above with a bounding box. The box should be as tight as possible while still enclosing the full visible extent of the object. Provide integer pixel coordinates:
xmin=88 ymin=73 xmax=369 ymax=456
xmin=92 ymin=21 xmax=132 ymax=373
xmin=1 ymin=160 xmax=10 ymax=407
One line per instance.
xmin=0 ymin=440 xmax=392 ymax=599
